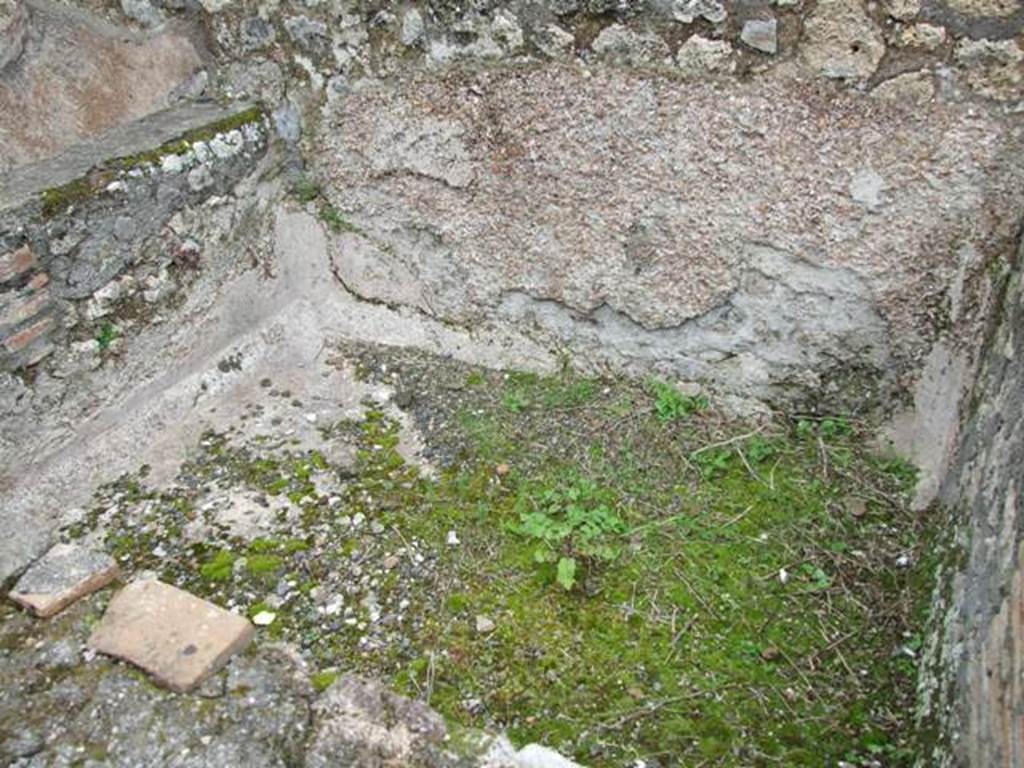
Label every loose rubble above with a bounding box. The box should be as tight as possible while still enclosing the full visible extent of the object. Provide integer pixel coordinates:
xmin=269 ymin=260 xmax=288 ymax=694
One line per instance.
xmin=9 ymin=543 xmax=119 ymax=618
xmin=88 ymin=580 xmax=256 ymax=693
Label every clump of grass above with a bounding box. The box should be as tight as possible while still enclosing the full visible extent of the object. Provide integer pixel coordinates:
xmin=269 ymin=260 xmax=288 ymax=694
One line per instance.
xmin=319 ymin=204 xmax=362 ymax=234
xmin=289 ymin=175 xmax=363 ymax=235
xmin=292 ymin=176 xmax=321 ymax=203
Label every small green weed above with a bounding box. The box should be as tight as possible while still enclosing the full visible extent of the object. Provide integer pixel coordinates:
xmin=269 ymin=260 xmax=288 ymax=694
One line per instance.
xmin=796 ymin=415 xmax=852 ymax=441
xmin=798 ymin=562 xmax=833 ymax=592
xmin=821 ymin=416 xmax=851 ymax=440
xmin=319 ymin=204 xmax=362 ymax=234
xmin=96 ymin=322 xmax=120 ymax=351
xmin=292 ymin=176 xmax=321 ymax=203
xmin=501 ymin=389 xmax=529 ymax=413
xmin=648 ymin=379 xmax=708 ymax=422
xmin=745 ymin=435 xmax=777 ymax=463
xmin=512 ymin=478 xmax=626 ymax=590
xmin=692 ymin=446 xmax=733 ymax=478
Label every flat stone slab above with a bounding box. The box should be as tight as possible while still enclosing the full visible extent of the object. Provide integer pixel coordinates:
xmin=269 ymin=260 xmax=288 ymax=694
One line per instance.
xmin=88 ymin=580 xmax=255 ymax=693
xmin=9 ymin=542 xmax=119 ymax=617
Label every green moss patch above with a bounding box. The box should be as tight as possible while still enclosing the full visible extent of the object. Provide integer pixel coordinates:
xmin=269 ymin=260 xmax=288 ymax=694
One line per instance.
xmin=63 ymin=356 xmax=936 ymax=767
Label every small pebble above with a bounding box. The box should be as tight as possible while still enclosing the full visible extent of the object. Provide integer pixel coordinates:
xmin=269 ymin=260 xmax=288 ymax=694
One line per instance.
xmin=252 ymin=611 xmax=277 ymax=626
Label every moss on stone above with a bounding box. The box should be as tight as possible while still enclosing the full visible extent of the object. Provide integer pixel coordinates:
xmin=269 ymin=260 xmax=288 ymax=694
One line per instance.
xmin=40 ymin=177 xmax=98 ymax=218
xmin=199 ymin=550 xmax=236 ymax=582
xmin=311 ymin=670 xmax=339 ymax=692
xmin=37 ymin=105 xmax=265 ymax=218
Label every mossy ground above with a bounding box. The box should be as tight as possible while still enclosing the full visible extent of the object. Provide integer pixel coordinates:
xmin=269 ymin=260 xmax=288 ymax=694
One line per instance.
xmin=64 ymin=350 xmax=934 ymax=767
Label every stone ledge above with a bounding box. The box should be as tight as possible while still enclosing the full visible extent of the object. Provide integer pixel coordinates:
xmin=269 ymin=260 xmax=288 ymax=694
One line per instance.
xmin=0 ymin=101 xmax=261 ymax=213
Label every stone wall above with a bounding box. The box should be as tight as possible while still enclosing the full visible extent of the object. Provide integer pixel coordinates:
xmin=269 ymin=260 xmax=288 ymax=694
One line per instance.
xmin=0 ymin=103 xmax=267 ymax=371
xmin=170 ymin=0 xmax=1024 ymax=408
xmin=915 ymin=224 xmax=1023 ymax=766
xmin=317 ymin=65 xmax=1022 ymax=406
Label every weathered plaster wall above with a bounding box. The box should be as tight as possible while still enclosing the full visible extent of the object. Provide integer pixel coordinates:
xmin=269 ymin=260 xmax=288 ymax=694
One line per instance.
xmin=318 ymin=65 xmax=1023 ymax=405
xmin=916 ymin=226 xmax=1023 ymax=766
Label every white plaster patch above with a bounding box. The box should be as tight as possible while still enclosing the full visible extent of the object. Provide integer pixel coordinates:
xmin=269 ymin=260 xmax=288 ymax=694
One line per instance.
xmin=849 ymin=168 xmax=887 ymax=210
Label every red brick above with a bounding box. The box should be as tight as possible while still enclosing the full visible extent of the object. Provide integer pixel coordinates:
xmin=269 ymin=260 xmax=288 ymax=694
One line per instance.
xmin=3 ymin=316 xmax=54 ymax=352
xmin=0 ymin=288 xmax=51 ymax=329
xmin=0 ymin=246 xmax=35 ymax=283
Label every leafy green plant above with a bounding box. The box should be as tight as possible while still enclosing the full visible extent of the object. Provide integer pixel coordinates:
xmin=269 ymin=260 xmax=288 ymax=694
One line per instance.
xmin=745 ymin=436 xmax=777 ymax=464
xmin=820 ymin=417 xmax=851 ymax=440
xmin=96 ymin=322 xmax=120 ymax=351
xmin=796 ymin=416 xmax=851 ymax=441
xmin=512 ymin=479 xmax=626 ymax=591
xmin=797 ymin=563 xmax=832 ymax=592
xmin=648 ymin=379 xmax=708 ymax=422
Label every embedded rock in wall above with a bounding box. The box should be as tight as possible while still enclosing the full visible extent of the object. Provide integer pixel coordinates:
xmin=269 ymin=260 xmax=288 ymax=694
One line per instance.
xmin=799 ymin=0 xmax=886 ymax=80
xmin=317 ymin=65 xmax=1024 ymax=404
